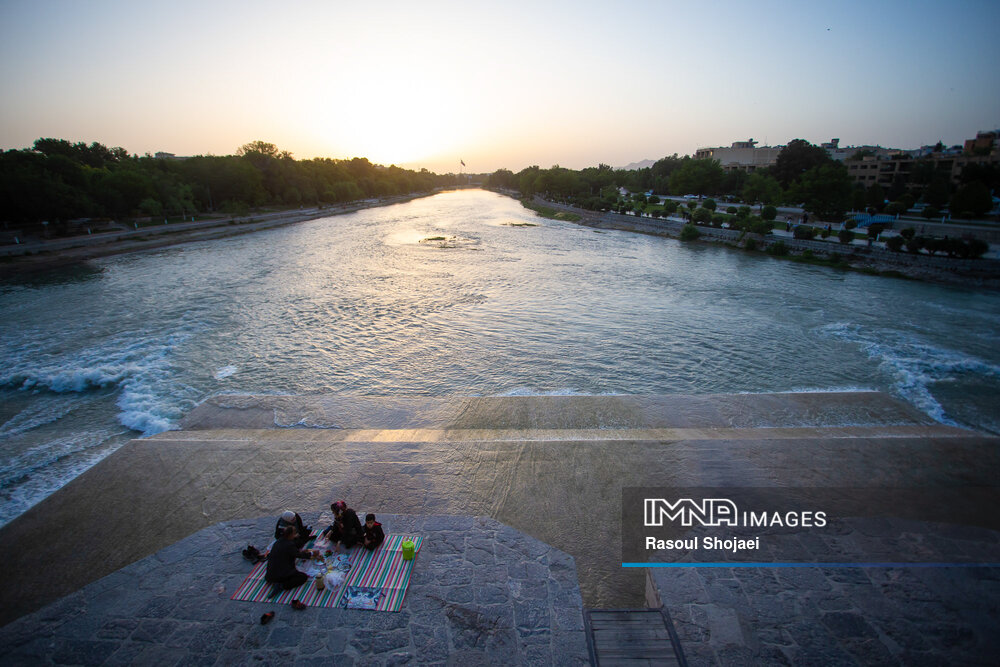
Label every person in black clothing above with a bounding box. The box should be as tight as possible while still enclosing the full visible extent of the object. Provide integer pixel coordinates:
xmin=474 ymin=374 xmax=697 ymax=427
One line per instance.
xmin=275 ymin=510 xmax=312 ymax=549
xmin=265 ymin=526 xmax=317 ymax=594
xmin=362 ymin=513 xmax=385 ymax=551
xmin=321 ymin=500 xmax=362 ymax=550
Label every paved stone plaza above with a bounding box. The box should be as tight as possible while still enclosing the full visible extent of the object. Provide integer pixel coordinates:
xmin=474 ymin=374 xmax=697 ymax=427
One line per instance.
xmin=650 ymin=519 xmax=1000 ymax=665
xmin=0 ymin=514 xmax=590 ymax=665
xmin=1 ymin=393 xmax=998 ymax=664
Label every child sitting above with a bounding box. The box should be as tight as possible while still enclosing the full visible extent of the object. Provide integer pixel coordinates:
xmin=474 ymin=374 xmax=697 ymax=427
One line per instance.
xmin=362 ymin=513 xmax=385 ymax=551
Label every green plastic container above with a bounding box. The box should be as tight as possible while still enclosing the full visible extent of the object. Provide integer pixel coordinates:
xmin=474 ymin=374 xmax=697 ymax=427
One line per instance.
xmin=401 ymin=540 xmax=415 ymax=561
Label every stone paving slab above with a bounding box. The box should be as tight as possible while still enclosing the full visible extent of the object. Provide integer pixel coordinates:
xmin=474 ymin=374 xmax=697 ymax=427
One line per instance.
xmin=648 ymin=519 xmax=1000 ymax=665
xmin=0 ymin=514 xmax=590 ymax=666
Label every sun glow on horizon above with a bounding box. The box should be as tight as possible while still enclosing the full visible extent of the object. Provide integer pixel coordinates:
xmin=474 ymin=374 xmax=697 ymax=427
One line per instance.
xmin=1 ymin=1 xmax=997 ymax=174
xmin=295 ymin=66 xmax=483 ymax=168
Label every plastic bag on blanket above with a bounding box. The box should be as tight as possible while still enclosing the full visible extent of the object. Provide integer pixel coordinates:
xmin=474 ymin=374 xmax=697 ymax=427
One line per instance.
xmin=324 ymin=570 xmax=346 ymax=589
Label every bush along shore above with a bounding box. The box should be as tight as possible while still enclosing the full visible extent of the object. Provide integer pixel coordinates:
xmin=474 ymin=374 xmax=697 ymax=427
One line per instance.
xmin=525 ymin=195 xmax=1000 ymax=288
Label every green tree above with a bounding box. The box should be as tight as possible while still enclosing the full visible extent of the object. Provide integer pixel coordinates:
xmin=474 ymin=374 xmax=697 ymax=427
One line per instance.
xmin=793 ymin=163 xmax=852 ymax=221
xmin=923 ymin=176 xmax=952 ymax=209
xmin=650 ymin=154 xmax=684 ymax=192
xmin=692 ymin=207 xmax=712 ymax=224
xmin=885 ymin=235 xmax=905 ymax=252
xmin=517 ymin=166 xmax=540 ymax=197
xmin=950 ymin=181 xmax=992 ymax=218
xmin=885 ymin=202 xmax=905 ymax=216
xmin=237 ymin=140 xmax=279 ymax=158
xmin=761 ymin=205 xmax=777 ymax=221
xmin=668 ymin=158 xmax=725 ymax=195
xmin=866 ymin=183 xmax=886 ymax=210
xmin=793 ymin=225 xmax=816 ymax=240
xmin=703 ymin=198 xmax=716 ymax=211
xmin=967 ymin=239 xmax=989 ymax=258
xmin=850 ymin=185 xmax=867 ymax=211
xmin=679 ymin=223 xmax=700 ymax=241
xmin=770 ymin=139 xmax=832 ymax=187
xmin=749 ymin=217 xmax=773 ymax=235
xmin=742 ymin=172 xmax=782 ymax=209
xmin=906 ymin=235 xmax=926 ymax=254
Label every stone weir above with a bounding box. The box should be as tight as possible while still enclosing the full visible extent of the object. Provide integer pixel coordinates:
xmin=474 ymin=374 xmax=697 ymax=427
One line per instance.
xmin=0 ymin=391 xmax=996 ymax=633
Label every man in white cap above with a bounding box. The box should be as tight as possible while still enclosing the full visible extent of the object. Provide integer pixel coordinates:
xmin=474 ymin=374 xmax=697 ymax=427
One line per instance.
xmin=274 ymin=510 xmax=312 ymax=549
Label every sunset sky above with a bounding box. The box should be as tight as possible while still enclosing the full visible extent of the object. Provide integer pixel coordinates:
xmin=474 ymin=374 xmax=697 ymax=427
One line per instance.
xmin=1 ymin=0 xmax=998 ymax=174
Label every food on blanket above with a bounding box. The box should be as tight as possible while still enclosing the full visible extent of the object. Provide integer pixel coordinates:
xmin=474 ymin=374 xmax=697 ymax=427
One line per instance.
xmin=314 ymin=573 xmax=325 ymax=591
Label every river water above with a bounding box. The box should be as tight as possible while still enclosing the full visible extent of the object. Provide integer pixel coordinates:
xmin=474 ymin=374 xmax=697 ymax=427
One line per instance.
xmin=1 ymin=189 xmax=999 ymax=526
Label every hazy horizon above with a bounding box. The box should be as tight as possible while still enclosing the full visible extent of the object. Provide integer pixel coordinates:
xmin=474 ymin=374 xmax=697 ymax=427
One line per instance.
xmin=2 ymin=0 xmax=998 ymax=174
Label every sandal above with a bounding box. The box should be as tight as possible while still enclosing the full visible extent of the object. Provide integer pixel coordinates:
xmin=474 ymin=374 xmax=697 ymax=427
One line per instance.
xmin=290 ymin=599 xmax=307 ymax=611
xmin=260 ymin=611 xmax=275 ymax=625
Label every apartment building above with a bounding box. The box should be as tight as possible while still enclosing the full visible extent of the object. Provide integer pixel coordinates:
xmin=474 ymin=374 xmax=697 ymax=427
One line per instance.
xmin=845 ymin=131 xmax=999 ymax=190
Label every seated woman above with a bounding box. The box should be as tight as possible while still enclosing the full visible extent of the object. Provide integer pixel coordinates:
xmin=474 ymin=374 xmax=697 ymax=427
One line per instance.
xmin=321 ymin=500 xmax=362 ymax=550
xmin=361 ymin=513 xmax=385 ymax=551
xmin=265 ymin=526 xmax=316 ymax=595
xmin=275 ymin=510 xmax=312 ymax=549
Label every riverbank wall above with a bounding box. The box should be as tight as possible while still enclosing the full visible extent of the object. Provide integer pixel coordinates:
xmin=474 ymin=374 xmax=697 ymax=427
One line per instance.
xmin=531 ymin=196 xmax=1000 ymax=287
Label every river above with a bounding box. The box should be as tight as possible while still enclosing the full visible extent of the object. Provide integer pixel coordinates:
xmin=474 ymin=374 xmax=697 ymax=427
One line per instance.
xmin=1 ymin=189 xmax=999 ymax=526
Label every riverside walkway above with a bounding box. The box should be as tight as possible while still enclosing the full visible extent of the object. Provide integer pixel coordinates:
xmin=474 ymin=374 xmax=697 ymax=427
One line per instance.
xmin=0 ymin=392 xmax=997 ymax=664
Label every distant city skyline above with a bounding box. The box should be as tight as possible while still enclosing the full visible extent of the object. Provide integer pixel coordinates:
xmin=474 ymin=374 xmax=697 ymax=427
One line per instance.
xmin=1 ymin=0 xmax=998 ymax=174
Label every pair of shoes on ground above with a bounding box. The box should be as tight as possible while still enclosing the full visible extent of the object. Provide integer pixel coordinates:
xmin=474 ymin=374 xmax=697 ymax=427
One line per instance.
xmin=259 ymin=599 xmax=306 ymax=624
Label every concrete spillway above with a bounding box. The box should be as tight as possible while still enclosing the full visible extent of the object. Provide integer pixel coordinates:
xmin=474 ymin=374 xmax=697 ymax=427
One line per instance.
xmin=0 ymin=392 xmax=996 ymax=627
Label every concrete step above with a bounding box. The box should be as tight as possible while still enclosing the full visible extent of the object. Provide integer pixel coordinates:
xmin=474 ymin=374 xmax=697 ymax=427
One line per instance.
xmin=149 ymin=422 xmax=980 ymax=444
xmin=179 ymin=392 xmax=943 ymax=432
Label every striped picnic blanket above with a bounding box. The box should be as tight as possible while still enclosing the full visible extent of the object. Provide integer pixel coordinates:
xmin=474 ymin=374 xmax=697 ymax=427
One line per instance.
xmin=231 ymin=534 xmax=421 ymax=611
xmin=338 ymin=534 xmax=422 ymax=612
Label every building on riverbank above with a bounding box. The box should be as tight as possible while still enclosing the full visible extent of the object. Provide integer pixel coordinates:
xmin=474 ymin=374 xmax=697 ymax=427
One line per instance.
xmin=841 ymin=130 xmax=999 ymax=192
xmin=694 ymin=139 xmax=782 ymax=173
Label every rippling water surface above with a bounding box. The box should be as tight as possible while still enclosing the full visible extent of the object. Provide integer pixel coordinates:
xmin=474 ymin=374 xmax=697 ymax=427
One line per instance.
xmin=2 ymin=189 xmax=999 ymax=525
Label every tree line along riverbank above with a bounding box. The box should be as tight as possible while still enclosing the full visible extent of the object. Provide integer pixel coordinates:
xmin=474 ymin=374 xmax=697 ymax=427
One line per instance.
xmin=483 ymin=139 xmax=999 ymax=225
xmin=0 ymin=138 xmax=466 ymax=245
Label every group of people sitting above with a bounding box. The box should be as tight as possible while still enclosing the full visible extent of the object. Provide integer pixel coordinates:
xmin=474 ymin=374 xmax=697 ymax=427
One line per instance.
xmin=265 ymin=500 xmax=385 ymax=594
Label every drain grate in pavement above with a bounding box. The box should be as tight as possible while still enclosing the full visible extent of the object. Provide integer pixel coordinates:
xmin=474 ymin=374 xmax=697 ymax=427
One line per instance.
xmin=584 ymin=608 xmax=687 ymax=666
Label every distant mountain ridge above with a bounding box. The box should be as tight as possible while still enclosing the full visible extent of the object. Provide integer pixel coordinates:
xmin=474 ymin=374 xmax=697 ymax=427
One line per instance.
xmin=618 ymin=159 xmax=656 ymax=170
